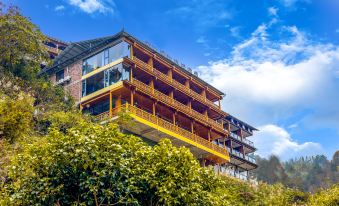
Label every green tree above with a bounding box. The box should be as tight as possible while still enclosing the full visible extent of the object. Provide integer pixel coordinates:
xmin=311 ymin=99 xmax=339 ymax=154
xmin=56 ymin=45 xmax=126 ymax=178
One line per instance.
xmin=0 ymin=3 xmax=49 ymax=80
xmin=0 ymin=121 xmax=230 ymax=205
xmin=308 ymin=184 xmax=339 ymax=206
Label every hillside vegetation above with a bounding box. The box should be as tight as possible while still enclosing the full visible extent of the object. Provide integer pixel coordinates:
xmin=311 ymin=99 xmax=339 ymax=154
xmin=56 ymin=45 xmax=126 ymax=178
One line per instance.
xmin=0 ymin=3 xmax=338 ymax=205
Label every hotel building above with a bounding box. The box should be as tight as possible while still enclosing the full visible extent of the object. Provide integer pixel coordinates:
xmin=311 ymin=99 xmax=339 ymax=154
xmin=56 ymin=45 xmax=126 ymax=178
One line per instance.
xmin=42 ymin=31 xmax=257 ymax=181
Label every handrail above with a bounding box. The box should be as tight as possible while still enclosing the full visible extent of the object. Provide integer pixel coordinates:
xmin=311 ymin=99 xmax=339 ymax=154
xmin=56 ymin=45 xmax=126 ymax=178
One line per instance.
xmin=132 ymin=57 xmax=223 ymax=113
xmin=229 ymin=132 xmax=254 ymax=147
xmin=123 ymin=103 xmax=229 ymax=157
xmin=130 ymin=79 xmax=225 ymax=132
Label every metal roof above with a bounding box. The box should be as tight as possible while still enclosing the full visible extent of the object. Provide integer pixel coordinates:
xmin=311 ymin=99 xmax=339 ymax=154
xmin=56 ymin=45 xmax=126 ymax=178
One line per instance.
xmin=225 ymin=114 xmax=258 ymax=131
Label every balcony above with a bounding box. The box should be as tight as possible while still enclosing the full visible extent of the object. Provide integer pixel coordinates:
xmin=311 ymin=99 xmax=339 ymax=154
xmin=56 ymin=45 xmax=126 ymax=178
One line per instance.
xmin=130 ymin=57 xmax=224 ymax=114
xmin=226 ymin=147 xmax=256 ymax=165
xmin=96 ymin=103 xmax=230 ymax=163
xmin=229 ymin=132 xmax=255 ymax=148
xmin=129 ymin=79 xmax=226 ymax=133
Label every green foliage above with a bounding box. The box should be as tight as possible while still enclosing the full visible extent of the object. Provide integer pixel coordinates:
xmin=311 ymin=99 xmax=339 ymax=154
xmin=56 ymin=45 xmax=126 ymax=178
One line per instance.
xmin=254 ymin=154 xmax=339 ymax=192
xmin=0 ymin=122 xmax=231 ymax=205
xmin=0 ymin=3 xmax=49 ymax=80
xmin=0 ymin=92 xmax=34 ymax=143
xmin=308 ymin=184 xmax=339 ymax=206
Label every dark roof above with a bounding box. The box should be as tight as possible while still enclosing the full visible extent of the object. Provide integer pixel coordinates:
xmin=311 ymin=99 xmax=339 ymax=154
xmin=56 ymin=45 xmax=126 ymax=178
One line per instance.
xmin=40 ymin=31 xmax=225 ymax=96
xmin=225 ymin=114 xmax=258 ymax=131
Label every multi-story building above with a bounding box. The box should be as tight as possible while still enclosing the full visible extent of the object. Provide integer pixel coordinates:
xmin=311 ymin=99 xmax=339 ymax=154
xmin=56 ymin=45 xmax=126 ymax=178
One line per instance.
xmin=41 ymin=31 xmax=257 ymax=181
xmin=44 ymin=36 xmax=68 ymax=59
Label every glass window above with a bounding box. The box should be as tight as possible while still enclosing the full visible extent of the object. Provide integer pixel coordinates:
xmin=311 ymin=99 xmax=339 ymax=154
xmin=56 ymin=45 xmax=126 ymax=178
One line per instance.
xmin=56 ymin=69 xmax=64 ymax=82
xmin=82 ymin=63 xmax=131 ymax=97
xmin=82 ymin=71 xmax=105 ymax=96
xmin=83 ymin=99 xmax=110 ymax=115
xmin=82 ymin=41 xmax=130 ymax=75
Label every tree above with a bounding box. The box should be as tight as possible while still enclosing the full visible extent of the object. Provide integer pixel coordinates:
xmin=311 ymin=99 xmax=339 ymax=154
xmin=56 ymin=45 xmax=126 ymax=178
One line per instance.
xmin=0 ymin=121 xmax=231 ymax=205
xmin=308 ymin=184 xmax=339 ymax=206
xmin=0 ymin=3 xmax=49 ymax=80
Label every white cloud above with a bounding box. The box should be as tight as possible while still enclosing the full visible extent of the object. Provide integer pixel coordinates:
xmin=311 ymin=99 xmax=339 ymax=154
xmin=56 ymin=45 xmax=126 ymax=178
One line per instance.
xmin=55 ymin=5 xmax=65 ymax=11
xmin=253 ymin=124 xmax=323 ymax=160
xmin=268 ymin=7 xmax=278 ymax=16
xmin=280 ymin=0 xmax=312 ymax=7
xmin=196 ymin=15 xmax=339 ymax=159
xmin=336 ymin=29 xmax=339 ymax=33
xmin=67 ymin=0 xmax=115 ymax=14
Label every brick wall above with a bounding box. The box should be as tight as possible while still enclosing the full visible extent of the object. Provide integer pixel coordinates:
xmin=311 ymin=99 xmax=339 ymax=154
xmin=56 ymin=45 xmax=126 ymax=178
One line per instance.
xmin=50 ymin=60 xmax=83 ymax=103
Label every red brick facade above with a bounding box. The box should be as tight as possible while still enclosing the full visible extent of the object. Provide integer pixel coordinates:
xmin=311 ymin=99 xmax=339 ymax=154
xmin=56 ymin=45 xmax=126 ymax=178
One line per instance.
xmin=50 ymin=60 xmax=82 ymax=103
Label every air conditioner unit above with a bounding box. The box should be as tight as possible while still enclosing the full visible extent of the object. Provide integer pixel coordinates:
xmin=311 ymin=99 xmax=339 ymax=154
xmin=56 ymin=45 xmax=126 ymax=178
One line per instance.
xmin=57 ymin=76 xmax=71 ymax=85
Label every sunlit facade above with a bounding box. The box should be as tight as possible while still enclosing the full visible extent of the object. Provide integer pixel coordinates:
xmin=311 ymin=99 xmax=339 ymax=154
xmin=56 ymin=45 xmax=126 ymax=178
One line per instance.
xmin=43 ymin=31 xmax=257 ymax=181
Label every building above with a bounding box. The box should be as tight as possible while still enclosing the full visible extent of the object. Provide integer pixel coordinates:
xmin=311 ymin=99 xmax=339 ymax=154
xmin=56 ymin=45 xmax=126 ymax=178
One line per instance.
xmin=41 ymin=31 xmax=257 ymax=181
xmin=44 ymin=36 xmax=68 ymax=60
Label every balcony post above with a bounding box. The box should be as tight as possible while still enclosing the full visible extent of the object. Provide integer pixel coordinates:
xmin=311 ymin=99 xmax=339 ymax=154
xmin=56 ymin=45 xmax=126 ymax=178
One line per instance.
xmin=130 ymin=45 xmax=134 ymax=60
xmin=149 ymin=77 xmax=154 ymax=94
xmin=116 ymin=95 xmax=121 ymax=112
xmin=172 ymin=111 xmax=176 ymax=125
xmin=130 ymin=89 xmax=134 ymax=106
xmin=152 ymin=101 xmax=156 ymax=116
xmin=109 ymin=91 xmax=112 ymax=117
xmin=185 ymin=78 xmax=190 ymax=88
xmin=208 ymin=128 xmax=211 ymax=142
xmin=168 ymin=68 xmax=173 ymax=82
xmin=191 ymin=120 xmax=195 ymax=133
xmin=204 ymin=109 xmax=208 ymax=120
xmin=218 ymin=98 xmax=221 ymax=109
xmin=130 ymin=65 xmax=134 ymax=82
xmin=148 ymin=55 xmax=153 ymax=69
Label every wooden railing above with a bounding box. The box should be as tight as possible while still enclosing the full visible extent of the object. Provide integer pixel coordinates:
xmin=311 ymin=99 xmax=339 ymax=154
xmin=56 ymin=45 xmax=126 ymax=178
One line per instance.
xmin=124 ymin=103 xmax=229 ymax=157
xmin=129 ymin=79 xmax=225 ymax=132
xmin=131 ymin=57 xmax=223 ymax=113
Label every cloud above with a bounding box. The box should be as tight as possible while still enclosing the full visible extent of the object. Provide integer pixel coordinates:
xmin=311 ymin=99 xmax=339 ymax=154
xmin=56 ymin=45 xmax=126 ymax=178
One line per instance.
xmin=279 ymin=0 xmax=312 ymax=8
xmin=166 ymin=0 xmax=232 ymax=30
xmin=268 ymin=7 xmax=278 ymax=16
xmin=55 ymin=5 xmax=65 ymax=11
xmin=196 ymin=12 xmax=339 ymax=159
xmin=253 ymin=124 xmax=323 ymax=160
xmin=67 ymin=0 xmax=115 ymax=14
xmin=336 ymin=29 xmax=339 ymax=33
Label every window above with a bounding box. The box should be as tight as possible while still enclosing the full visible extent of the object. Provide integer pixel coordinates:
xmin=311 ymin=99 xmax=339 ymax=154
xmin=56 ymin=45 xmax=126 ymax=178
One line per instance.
xmin=83 ymin=99 xmax=110 ymax=115
xmin=82 ymin=41 xmax=131 ymax=75
xmin=82 ymin=63 xmax=131 ymax=97
xmin=56 ymin=69 xmax=64 ymax=82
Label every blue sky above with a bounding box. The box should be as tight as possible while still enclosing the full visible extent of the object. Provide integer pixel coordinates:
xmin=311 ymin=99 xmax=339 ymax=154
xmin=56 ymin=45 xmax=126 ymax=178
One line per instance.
xmin=5 ymin=0 xmax=339 ymax=161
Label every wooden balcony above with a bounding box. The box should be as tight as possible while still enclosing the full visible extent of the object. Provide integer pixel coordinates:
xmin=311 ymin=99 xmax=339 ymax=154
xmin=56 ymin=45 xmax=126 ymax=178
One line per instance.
xmin=129 ymin=79 xmax=226 ymax=134
xmin=130 ymin=57 xmax=225 ymax=115
xmin=108 ymin=103 xmax=230 ymax=162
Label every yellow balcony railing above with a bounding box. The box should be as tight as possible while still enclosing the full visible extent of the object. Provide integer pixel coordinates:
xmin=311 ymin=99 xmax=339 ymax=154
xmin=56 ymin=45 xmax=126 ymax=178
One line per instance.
xmin=130 ymin=79 xmax=225 ymax=132
xmin=131 ymin=57 xmax=223 ymax=113
xmin=122 ymin=103 xmax=229 ymax=161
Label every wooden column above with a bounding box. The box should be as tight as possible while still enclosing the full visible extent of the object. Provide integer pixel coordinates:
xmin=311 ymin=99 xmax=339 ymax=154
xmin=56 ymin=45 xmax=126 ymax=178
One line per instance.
xmin=168 ymin=68 xmax=173 ymax=82
xmin=148 ymin=56 xmax=153 ymax=68
xmin=150 ymin=78 xmax=154 ymax=94
xmin=201 ymin=89 xmax=206 ymax=101
xmin=185 ymin=79 xmax=190 ymax=88
xmin=208 ymin=128 xmax=211 ymax=142
xmin=169 ymin=89 xmax=174 ymax=99
xmin=130 ymin=89 xmax=134 ymax=106
xmin=191 ymin=120 xmax=194 ymax=133
xmin=152 ymin=101 xmax=156 ymax=115
xmin=187 ymin=99 xmax=192 ymax=111
xmin=173 ymin=111 xmax=176 ymax=125
xmin=109 ymin=92 xmax=112 ymax=117
xmin=130 ymin=45 xmax=134 ymax=60
xmin=218 ymin=98 xmax=221 ymax=109
xmin=204 ymin=109 xmax=208 ymax=120
xmin=116 ymin=95 xmax=121 ymax=111
xmin=130 ymin=65 xmax=134 ymax=82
